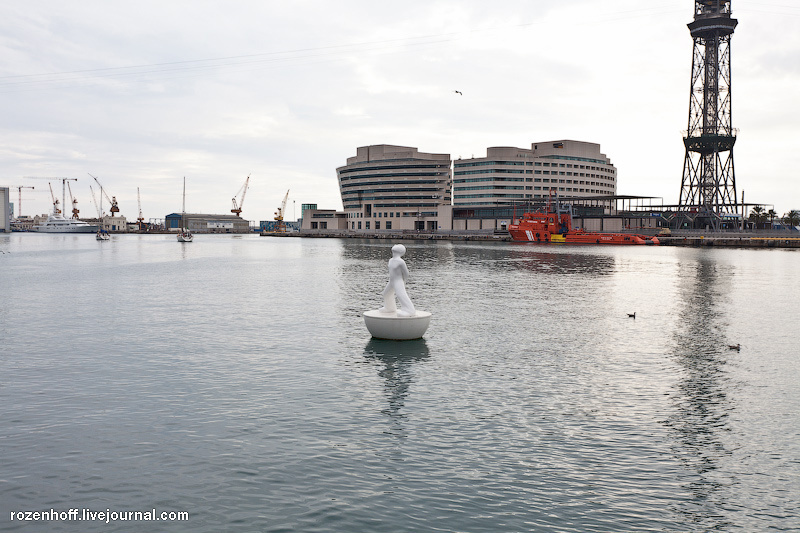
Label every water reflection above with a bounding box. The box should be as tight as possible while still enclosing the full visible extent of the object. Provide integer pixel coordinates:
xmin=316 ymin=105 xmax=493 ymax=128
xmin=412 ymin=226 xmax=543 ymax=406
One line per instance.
xmin=363 ymin=338 xmax=429 ymax=438
xmin=665 ymin=255 xmax=736 ymax=529
xmin=506 ymin=246 xmax=616 ymax=276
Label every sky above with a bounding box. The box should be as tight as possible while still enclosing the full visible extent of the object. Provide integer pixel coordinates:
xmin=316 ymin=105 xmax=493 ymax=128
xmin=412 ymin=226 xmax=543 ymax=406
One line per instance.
xmin=1 ymin=0 xmax=799 ymax=222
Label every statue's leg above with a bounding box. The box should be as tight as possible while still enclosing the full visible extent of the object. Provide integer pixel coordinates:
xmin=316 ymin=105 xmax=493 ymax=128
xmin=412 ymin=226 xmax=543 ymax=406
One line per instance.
xmin=378 ymin=282 xmax=397 ymax=313
xmin=394 ymin=282 xmax=415 ymax=317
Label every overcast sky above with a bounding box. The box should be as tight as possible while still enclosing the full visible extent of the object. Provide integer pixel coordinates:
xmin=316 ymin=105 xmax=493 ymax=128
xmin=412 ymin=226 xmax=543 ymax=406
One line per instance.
xmin=2 ymin=0 xmax=799 ymax=221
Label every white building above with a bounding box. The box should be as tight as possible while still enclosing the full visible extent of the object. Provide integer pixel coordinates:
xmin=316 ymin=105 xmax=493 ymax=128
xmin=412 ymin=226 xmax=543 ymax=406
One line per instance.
xmin=453 ymin=140 xmax=617 ymax=206
xmin=337 ymin=145 xmax=452 ymax=232
xmin=1 ymin=187 xmax=10 ymax=232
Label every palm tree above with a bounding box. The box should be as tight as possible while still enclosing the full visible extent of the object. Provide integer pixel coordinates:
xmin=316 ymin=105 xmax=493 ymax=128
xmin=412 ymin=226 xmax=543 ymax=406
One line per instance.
xmin=749 ymin=206 xmax=767 ymax=229
xmin=767 ymin=209 xmax=778 ymax=228
xmin=783 ymin=209 xmax=800 ymax=227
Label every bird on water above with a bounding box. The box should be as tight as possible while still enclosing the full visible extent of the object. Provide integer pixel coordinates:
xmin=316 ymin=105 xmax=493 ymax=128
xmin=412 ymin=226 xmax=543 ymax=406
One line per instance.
xmin=729 ymin=343 xmax=741 ymax=351
xmin=627 ymin=312 xmax=636 ymax=319
xmin=454 ymin=90 xmax=462 ymax=95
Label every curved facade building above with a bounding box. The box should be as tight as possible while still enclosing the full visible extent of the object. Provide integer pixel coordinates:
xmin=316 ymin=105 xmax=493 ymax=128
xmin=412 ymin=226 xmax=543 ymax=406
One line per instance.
xmin=453 ymin=140 xmax=617 ymax=206
xmin=337 ymin=145 xmax=452 ymax=232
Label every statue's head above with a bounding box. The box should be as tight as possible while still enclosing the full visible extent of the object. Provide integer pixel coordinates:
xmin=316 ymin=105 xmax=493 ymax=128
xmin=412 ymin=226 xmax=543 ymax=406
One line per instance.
xmin=391 ymin=244 xmax=406 ymax=257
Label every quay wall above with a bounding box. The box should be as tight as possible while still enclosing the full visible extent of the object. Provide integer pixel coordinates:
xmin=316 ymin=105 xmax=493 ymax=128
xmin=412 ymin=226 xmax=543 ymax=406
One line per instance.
xmin=270 ymin=229 xmax=800 ymax=248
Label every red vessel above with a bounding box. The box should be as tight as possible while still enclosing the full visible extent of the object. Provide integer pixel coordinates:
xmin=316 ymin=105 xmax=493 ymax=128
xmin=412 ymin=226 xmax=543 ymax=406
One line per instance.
xmin=508 ymin=194 xmax=659 ymax=245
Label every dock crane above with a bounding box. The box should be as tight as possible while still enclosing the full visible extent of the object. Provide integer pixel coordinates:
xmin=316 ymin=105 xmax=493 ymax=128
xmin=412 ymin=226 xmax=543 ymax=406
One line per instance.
xmin=10 ymin=186 xmax=34 ymax=218
xmin=89 ymin=185 xmax=102 ymax=218
xmin=89 ymin=174 xmax=119 ymax=216
xmin=137 ymin=187 xmax=145 ymax=231
xmin=24 ymin=177 xmax=76 ymax=216
xmin=274 ymin=189 xmax=290 ymax=232
xmin=48 ymin=183 xmax=62 ymax=215
xmin=231 ymin=175 xmax=250 ymax=217
xmin=66 ymin=182 xmax=80 ymax=219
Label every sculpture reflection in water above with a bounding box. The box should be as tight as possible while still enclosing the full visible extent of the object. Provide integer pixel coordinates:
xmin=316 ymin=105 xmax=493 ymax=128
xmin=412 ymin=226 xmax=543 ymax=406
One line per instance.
xmin=364 ymin=338 xmax=429 ymax=437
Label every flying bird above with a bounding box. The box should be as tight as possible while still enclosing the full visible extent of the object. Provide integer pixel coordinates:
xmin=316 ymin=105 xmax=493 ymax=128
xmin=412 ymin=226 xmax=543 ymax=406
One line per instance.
xmin=454 ymin=90 xmax=462 ymax=95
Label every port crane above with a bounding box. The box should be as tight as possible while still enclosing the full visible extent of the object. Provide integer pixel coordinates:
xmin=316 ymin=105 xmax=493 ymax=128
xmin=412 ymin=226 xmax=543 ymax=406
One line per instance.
xmin=89 ymin=185 xmax=102 ymax=218
xmin=274 ymin=189 xmax=290 ymax=232
xmin=231 ymin=175 xmax=250 ymax=217
xmin=137 ymin=187 xmax=145 ymax=231
xmin=47 ymin=183 xmax=62 ymax=214
xmin=89 ymin=174 xmax=120 ymax=216
xmin=10 ymin=186 xmax=34 ymax=218
xmin=24 ymin=177 xmax=76 ymax=216
xmin=66 ymin=182 xmax=80 ymax=219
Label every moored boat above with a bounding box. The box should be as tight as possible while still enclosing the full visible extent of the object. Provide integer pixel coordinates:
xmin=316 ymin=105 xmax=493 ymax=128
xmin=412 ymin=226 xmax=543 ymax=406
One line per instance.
xmin=34 ymin=210 xmax=98 ymax=234
xmin=177 ymin=177 xmax=193 ymax=242
xmin=508 ymin=193 xmax=659 ymax=245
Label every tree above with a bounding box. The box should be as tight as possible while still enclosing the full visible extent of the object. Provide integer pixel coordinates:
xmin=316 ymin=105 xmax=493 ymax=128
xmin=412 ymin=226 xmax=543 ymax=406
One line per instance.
xmin=783 ymin=209 xmax=800 ymax=227
xmin=767 ymin=209 xmax=778 ymax=228
xmin=749 ymin=206 xmax=767 ymax=229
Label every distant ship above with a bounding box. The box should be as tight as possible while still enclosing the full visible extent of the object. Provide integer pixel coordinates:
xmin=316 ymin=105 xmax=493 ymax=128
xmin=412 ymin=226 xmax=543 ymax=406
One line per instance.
xmin=34 ymin=210 xmax=98 ymax=234
xmin=508 ymin=193 xmax=659 ymax=245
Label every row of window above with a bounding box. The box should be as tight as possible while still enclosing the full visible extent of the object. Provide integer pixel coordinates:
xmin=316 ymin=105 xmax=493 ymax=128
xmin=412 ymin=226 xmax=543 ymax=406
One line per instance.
xmin=539 ymin=155 xmax=609 ymax=164
xmin=453 ymin=159 xmax=613 ymax=171
xmin=535 ymin=171 xmax=615 ymax=180
xmin=339 ymin=163 xmax=449 ymax=174
xmin=454 ymin=193 xmax=526 ymax=199
xmin=454 ymin=169 xmax=614 ymax=178
xmin=454 ymin=176 xmax=525 ymax=183
xmin=341 ymin=188 xmax=443 ymax=195
xmin=454 ymin=169 xmax=526 ymax=175
xmin=351 ymin=221 xmax=393 ymax=230
xmin=534 ymin=178 xmax=613 ymax=187
xmin=347 ymin=210 xmax=437 ymax=218
xmin=454 ymin=160 xmax=527 ymax=168
xmin=340 ymin=172 xmax=448 ymax=181
xmin=457 ymin=185 xmax=525 ymax=191
xmin=341 ymin=180 xmax=449 ymax=188
xmin=536 ymin=162 xmax=613 ymax=172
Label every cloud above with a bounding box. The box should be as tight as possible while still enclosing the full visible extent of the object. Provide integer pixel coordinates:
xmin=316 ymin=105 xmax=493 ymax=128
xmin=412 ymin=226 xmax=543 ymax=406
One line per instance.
xmin=2 ymin=0 xmax=799 ymax=219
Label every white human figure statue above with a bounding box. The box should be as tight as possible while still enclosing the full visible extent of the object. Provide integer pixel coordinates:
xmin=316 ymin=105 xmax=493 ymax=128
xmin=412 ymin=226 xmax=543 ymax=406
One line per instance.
xmin=378 ymin=244 xmax=416 ymax=317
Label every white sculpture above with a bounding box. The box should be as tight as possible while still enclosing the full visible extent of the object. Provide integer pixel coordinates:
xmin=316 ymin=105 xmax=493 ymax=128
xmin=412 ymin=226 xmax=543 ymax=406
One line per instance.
xmin=364 ymin=244 xmax=431 ymax=340
xmin=379 ymin=244 xmax=416 ymax=317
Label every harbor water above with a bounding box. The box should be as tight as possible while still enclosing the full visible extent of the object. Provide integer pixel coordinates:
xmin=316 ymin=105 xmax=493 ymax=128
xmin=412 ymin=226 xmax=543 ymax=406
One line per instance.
xmin=1 ymin=234 xmax=798 ymax=532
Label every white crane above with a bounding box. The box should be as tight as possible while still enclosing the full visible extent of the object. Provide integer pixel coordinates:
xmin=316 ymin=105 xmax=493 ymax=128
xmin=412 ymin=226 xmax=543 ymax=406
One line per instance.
xmin=47 ymin=183 xmax=61 ymax=215
xmin=137 ymin=187 xmax=145 ymax=231
xmin=24 ymin=177 xmax=76 ymax=215
xmin=89 ymin=174 xmax=119 ymax=216
xmin=89 ymin=185 xmax=102 ymax=218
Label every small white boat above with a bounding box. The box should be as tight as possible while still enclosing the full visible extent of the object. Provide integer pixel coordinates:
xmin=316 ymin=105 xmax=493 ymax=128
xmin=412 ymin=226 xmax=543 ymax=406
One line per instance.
xmin=177 ymin=177 xmax=193 ymax=242
xmin=96 ymin=229 xmax=110 ymax=241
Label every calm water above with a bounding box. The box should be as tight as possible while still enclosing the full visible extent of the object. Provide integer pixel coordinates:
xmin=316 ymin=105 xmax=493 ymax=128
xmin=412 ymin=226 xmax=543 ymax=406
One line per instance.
xmin=1 ymin=233 xmax=798 ymax=532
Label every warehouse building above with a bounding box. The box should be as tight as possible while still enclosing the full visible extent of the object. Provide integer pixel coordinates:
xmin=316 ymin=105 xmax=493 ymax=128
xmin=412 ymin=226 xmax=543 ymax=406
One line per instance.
xmin=165 ymin=213 xmax=250 ymax=233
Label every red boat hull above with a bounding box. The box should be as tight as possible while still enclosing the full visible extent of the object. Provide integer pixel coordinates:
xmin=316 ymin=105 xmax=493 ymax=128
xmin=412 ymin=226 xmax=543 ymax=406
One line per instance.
xmin=509 ymin=226 xmax=659 ymax=245
xmin=508 ymin=208 xmax=659 ymax=245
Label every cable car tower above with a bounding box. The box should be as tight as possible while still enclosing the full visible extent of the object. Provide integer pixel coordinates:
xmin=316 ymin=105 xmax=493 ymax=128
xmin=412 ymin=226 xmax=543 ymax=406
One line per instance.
xmin=679 ymin=0 xmax=738 ymax=229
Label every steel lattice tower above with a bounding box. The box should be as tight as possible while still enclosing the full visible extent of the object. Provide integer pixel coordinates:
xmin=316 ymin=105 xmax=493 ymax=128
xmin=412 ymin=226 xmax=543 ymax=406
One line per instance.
xmin=679 ymin=0 xmax=738 ymax=228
